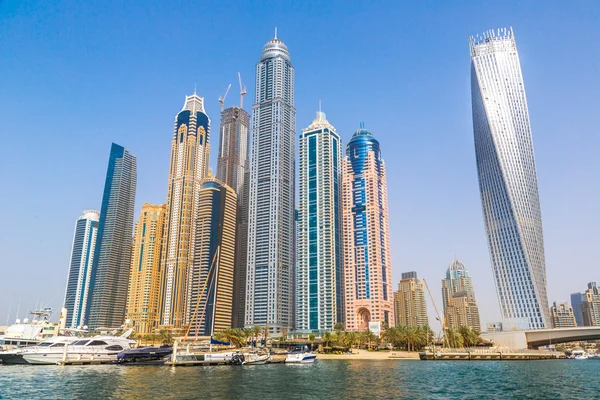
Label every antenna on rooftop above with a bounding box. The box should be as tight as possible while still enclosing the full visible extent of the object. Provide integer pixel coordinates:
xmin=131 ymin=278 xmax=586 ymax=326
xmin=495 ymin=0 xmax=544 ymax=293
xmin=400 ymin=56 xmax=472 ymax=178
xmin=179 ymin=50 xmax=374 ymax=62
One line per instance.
xmin=274 ymin=27 xmax=278 ymax=39
xmin=218 ymin=83 xmax=232 ymax=112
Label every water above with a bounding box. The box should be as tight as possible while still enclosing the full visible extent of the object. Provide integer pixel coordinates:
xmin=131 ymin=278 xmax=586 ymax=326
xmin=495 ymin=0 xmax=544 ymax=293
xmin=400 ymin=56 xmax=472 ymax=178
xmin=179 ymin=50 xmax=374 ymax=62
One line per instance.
xmin=1 ymin=360 xmax=598 ymax=399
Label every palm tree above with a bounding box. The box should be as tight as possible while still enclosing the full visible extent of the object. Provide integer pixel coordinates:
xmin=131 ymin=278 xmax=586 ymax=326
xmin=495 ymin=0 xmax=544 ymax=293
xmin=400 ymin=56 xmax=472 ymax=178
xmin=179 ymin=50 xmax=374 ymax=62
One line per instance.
xmin=263 ymin=325 xmax=270 ymax=347
xmin=445 ymin=328 xmax=464 ymax=349
xmin=252 ymin=326 xmax=261 ymax=347
xmin=345 ymin=331 xmax=358 ymax=349
xmin=280 ymin=328 xmax=289 ymax=341
xmin=214 ymin=328 xmax=247 ymax=347
xmin=361 ymin=329 xmax=379 ymax=350
xmin=458 ymin=326 xmax=480 ymax=347
xmin=158 ymin=329 xmax=174 ymax=346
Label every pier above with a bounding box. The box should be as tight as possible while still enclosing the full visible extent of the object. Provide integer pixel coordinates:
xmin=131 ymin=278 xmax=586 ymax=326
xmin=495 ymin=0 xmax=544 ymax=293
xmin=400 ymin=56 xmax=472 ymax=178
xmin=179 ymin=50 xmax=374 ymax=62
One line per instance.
xmin=419 ymin=348 xmax=565 ymax=361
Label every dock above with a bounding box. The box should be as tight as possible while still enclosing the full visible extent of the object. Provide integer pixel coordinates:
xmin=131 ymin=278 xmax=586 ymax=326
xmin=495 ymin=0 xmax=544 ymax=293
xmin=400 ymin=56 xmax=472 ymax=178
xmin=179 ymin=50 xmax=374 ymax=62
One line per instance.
xmin=419 ymin=349 xmax=565 ymax=361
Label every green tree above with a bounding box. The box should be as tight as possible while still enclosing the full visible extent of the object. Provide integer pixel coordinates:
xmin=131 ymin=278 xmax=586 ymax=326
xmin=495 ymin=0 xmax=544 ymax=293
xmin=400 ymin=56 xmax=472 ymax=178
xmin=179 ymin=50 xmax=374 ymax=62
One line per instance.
xmin=158 ymin=329 xmax=174 ymax=346
xmin=214 ymin=328 xmax=247 ymax=347
xmin=345 ymin=331 xmax=359 ymax=349
xmin=445 ymin=328 xmax=464 ymax=348
xmin=251 ymin=326 xmax=261 ymax=347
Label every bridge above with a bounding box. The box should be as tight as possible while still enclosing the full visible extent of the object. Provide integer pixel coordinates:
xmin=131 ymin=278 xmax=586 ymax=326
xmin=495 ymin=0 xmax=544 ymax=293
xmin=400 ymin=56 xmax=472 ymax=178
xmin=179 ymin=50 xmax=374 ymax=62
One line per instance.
xmin=481 ymin=327 xmax=600 ymax=349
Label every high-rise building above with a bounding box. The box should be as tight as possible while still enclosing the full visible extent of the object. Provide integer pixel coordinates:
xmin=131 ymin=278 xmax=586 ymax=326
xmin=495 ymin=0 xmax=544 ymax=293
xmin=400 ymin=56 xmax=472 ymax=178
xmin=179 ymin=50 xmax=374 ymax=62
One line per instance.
xmin=394 ymin=272 xmax=428 ymax=328
xmin=125 ymin=203 xmax=166 ymax=335
xmin=550 ymin=301 xmax=577 ymax=328
xmin=217 ymin=105 xmax=250 ymax=328
xmin=296 ymin=111 xmax=343 ymax=332
xmin=342 ymin=127 xmax=394 ymax=331
xmin=160 ymin=93 xmax=211 ymax=330
xmin=245 ymin=32 xmax=295 ymax=332
xmin=582 ymin=282 xmax=600 ymax=327
xmin=441 ymin=259 xmax=481 ymax=331
xmin=87 ymin=143 xmax=137 ymax=329
xmin=570 ymin=292 xmax=585 ymax=327
xmin=470 ymin=27 xmax=550 ymax=330
xmin=187 ymin=176 xmax=236 ymax=336
xmin=63 ymin=210 xmax=100 ymax=329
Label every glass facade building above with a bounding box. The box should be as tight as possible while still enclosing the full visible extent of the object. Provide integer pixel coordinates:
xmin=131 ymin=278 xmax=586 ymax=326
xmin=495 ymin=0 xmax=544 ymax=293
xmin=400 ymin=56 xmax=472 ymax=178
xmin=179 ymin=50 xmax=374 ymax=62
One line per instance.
xmin=87 ymin=143 xmax=137 ymax=329
xmin=296 ymin=111 xmax=342 ymax=331
xmin=217 ymin=106 xmax=250 ymax=328
xmin=63 ymin=210 xmax=99 ymax=329
xmin=188 ymin=177 xmax=236 ymax=336
xmin=470 ymin=27 xmax=550 ymax=330
xmin=246 ymin=33 xmax=296 ymax=332
xmin=160 ymin=93 xmax=211 ymax=329
xmin=342 ymin=127 xmax=394 ymax=331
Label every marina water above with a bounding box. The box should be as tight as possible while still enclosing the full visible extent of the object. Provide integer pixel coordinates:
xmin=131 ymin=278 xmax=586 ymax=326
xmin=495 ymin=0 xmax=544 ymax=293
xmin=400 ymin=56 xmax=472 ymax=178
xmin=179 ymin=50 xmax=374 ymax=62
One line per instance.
xmin=1 ymin=359 xmax=598 ymax=399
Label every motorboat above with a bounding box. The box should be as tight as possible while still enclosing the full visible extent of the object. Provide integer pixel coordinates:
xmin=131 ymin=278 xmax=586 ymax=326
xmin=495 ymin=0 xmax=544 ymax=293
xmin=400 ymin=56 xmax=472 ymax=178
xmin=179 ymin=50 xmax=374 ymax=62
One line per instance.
xmin=0 ymin=335 xmax=81 ymax=365
xmin=22 ymin=330 xmax=135 ymax=365
xmin=243 ymin=352 xmax=270 ymax=365
xmin=0 ymin=308 xmax=58 ymax=349
xmin=167 ymin=350 xmax=237 ymax=366
xmin=285 ymin=345 xmax=317 ymax=364
xmin=572 ymin=350 xmax=588 ymax=360
xmin=116 ymin=346 xmax=173 ymax=365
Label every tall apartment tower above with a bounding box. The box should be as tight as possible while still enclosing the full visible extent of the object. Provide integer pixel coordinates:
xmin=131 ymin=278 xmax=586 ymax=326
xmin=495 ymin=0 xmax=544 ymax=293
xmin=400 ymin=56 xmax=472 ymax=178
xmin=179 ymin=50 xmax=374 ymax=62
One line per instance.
xmin=245 ymin=32 xmax=296 ymax=332
xmin=441 ymin=259 xmax=481 ymax=331
xmin=570 ymin=292 xmax=585 ymax=327
xmin=342 ymin=126 xmax=394 ymax=331
xmin=550 ymin=301 xmax=577 ymax=328
xmin=125 ymin=203 xmax=166 ymax=335
xmin=394 ymin=272 xmax=428 ymax=328
xmin=217 ymin=105 xmax=250 ymax=328
xmin=160 ymin=93 xmax=210 ymax=330
xmin=470 ymin=28 xmax=550 ymax=330
xmin=63 ymin=210 xmax=99 ymax=328
xmin=296 ymin=111 xmax=343 ymax=331
xmin=187 ymin=176 xmax=236 ymax=336
xmin=582 ymin=282 xmax=600 ymax=327
xmin=88 ymin=143 xmax=137 ymax=329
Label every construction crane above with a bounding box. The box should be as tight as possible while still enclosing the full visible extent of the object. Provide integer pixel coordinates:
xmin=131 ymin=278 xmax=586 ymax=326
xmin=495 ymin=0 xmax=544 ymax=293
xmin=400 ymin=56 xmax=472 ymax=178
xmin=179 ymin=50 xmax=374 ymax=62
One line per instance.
xmin=218 ymin=83 xmax=231 ymax=111
xmin=238 ymin=72 xmax=247 ymax=109
xmin=423 ymin=278 xmax=447 ymax=347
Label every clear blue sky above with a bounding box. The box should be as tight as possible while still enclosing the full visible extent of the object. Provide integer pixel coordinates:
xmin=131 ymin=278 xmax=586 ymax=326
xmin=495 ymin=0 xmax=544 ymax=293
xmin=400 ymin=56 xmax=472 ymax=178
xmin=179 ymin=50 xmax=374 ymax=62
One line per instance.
xmin=1 ymin=0 xmax=598 ymax=330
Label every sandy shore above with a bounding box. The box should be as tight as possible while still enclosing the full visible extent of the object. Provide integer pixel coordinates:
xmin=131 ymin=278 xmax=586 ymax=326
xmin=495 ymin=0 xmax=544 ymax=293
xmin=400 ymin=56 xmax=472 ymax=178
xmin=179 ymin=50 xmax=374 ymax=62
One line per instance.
xmin=316 ymin=349 xmax=420 ymax=360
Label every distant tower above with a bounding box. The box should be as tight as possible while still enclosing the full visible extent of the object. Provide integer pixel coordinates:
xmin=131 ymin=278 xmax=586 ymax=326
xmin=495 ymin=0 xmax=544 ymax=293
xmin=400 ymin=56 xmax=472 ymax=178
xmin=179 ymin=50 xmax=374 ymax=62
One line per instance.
xmin=63 ymin=210 xmax=99 ymax=329
xmin=187 ymin=176 xmax=236 ymax=336
xmin=342 ymin=126 xmax=394 ymax=331
xmin=217 ymin=103 xmax=250 ymax=328
xmin=126 ymin=203 xmax=166 ymax=335
xmin=245 ymin=32 xmax=296 ymax=332
xmin=394 ymin=272 xmax=428 ymax=327
xmin=470 ymin=28 xmax=550 ymax=330
xmin=87 ymin=143 xmax=137 ymax=329
xmin=160 ymin=93 xmax=211 ymax=330
xmin=570 ymin=292 xmax=585 ymax=327
xmin=441 ymin=259 xmax=481 ymax=331
xmin=296 ymin=111 xmax=343 ymax=331
xmin=581 ymin=282 xmax=600 ymax=327
xmin=550 ymin=301 xmax=577 ymax=329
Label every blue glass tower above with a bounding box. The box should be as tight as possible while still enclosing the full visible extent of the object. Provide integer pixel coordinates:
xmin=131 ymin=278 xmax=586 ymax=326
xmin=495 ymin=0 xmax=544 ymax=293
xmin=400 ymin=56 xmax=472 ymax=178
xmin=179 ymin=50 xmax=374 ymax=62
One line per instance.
xmin=87 ymin=143 xmax=137 ymax=329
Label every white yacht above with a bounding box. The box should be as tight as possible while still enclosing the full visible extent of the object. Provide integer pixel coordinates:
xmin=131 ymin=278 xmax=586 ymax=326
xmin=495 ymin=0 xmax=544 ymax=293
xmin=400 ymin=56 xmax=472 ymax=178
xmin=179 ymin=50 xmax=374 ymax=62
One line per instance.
xmin=285 ymin=345 xmax=317 ymax=364
xmin=0 ymin=308 xmax=58 ymax=349
xmin=0 ymin=335 xmax=80 ymax=365
xmin=22 ymin=331 xmax=135 ymax=365
xmin=572 ymin=350 xmax=589 ymax=360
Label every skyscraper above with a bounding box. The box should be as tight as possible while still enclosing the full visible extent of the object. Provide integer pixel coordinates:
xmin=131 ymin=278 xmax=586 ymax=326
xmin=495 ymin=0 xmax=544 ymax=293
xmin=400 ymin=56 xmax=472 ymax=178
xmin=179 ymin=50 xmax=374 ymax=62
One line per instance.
xmin=470 ymin=27 xmax=550 ymax=330
xmin=160 ymin=93 xmax=210 ymax=330
xmin=187 ymin=176 xmax=236 ymax=336
xmin=296 ymin=111 xmax=343 ymax=331
xmin=245 ymin=32 xmax=295 ymax=332
xmin=342 ymin=126 xmax=394 ymax=331
xmin=570 ymin=292 xmax=585 ymax=327
xmin=582 ymin=282 xmax=600 ymax=327
xmin=550 ymin=301 xmax=577 ymax=329
xmin=87 ymin=143 xmax=137 ymax=329
xmin=441 ymin=259 xmax=481 ymax=331
xmin=217 ymin=105 xmax=250 ymax=328
xmin=126 ymin=203 xmax=166 ymax=336
xmin=63 ymin=210 xmax=99 ymax=329
xmin=394 ymin=272 xmax=428 ymax=328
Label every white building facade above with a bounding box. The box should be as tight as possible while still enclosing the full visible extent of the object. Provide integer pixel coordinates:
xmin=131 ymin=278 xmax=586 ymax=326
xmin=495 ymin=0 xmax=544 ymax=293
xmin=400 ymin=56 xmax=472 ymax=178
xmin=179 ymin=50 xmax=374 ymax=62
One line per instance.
xmin=245 ymin=33 xmax=296 ymax=332
xmin=63 ymin=210 xmax=99 ymax=328
xmin=470 ymin=27 xmax=550 ymax=330
xmin=296 ymin=111 xmax=343 ymax=331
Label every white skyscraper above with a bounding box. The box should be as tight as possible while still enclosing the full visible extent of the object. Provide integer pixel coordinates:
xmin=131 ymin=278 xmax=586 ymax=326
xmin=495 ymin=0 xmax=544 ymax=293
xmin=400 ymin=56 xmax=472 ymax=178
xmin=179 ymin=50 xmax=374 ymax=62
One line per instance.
xmin=245 ymin=32 xmax=295 ymax=332
xmin=296 ymin=111 xmax=343 ymax=331
xmin=470 ymin=27 xmax=550 ymax=330
xmin=63 ymin=210 xmax=99 ymax=328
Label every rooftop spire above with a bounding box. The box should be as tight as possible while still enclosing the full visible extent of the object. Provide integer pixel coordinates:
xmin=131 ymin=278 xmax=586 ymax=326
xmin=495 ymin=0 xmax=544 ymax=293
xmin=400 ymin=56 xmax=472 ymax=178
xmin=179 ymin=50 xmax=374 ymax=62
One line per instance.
xmin=274 ymin=27 xmax=278 ymax=39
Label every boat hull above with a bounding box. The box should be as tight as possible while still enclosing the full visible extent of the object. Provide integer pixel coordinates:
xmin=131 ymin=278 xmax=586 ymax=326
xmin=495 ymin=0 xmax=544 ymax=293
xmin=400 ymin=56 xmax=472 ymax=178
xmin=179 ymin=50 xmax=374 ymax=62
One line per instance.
xmin=23 ymin=352 xmax=120 ymax=365
xmin=285 ymin=354 xmax=317 ymax=364
xmin=0 ymin=353 xmax=28 ymax=365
